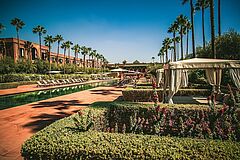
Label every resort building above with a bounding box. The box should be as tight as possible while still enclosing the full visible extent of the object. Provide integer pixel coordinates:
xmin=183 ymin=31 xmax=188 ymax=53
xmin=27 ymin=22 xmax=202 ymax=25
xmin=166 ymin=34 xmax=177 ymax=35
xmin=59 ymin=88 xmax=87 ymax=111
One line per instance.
xmin=0 ymin=38 xmax=93 ymax=67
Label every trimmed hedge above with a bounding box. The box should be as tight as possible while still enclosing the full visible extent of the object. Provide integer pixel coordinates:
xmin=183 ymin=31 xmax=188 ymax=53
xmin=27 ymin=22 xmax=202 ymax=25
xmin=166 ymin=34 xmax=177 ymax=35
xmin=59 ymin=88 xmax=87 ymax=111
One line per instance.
xmin=22 ymin=102 xmax=240 ymax=159
xmin=0 ymin=74 xmax=91 ymax=83
xmin=122 ymin=89 xmax=211 ymax=102
xmin=0 ymin=81 xmax=37 ymax=89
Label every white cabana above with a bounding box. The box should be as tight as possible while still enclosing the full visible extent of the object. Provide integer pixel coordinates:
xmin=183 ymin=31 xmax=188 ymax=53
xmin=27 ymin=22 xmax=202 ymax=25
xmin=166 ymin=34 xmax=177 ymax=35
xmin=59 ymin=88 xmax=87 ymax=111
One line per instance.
xmin=161 ymin=58 xmax=240 ymax=104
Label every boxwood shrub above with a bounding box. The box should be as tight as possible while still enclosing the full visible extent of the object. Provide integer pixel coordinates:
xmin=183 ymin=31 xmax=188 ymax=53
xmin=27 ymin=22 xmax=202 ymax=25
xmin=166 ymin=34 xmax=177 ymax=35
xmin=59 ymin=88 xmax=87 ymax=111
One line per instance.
xmin=122 ymin=89 xmax=211 ymax=102
xmin=22 ymin=102 xmax=240 ymax=159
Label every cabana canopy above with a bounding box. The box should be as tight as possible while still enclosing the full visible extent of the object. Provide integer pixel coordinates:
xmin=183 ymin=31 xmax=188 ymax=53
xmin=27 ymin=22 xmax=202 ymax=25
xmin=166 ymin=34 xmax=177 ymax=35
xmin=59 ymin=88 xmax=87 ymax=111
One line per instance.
xmin=110 ymin=68 xmax=129 ymax=72
xmin=159 ymin=58 xmax=240 ymax=104
xmin=169 ymin=58 xmax=240 ymax=69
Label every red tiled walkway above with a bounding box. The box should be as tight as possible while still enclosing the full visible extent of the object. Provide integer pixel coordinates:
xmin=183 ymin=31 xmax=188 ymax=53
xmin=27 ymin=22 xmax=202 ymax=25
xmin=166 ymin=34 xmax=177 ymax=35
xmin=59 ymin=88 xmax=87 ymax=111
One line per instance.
xmin=0 ymin=86 xmax=123 ymax=160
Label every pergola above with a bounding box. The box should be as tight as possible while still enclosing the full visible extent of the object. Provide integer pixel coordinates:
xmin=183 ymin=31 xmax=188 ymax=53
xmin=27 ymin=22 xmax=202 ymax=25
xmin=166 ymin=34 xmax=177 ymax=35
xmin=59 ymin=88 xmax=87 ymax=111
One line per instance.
xmin=157 ymin=58 xmax=240 ymax=104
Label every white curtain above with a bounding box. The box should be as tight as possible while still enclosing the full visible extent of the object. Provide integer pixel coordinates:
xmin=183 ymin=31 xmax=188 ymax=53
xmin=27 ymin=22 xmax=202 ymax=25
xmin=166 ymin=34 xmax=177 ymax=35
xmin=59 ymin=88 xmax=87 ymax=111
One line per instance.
xmin=168 ymin=69 xmax=182 ymax=104
xmin=156 ymin=70 xmax=164 ymax=88
xmin=229 ymin=68 xmax=240 ymax=89
xmin=205 ymin=69 xmax=222 ymax=93
xmin=181 ymin=70 xmax=188 ymax=87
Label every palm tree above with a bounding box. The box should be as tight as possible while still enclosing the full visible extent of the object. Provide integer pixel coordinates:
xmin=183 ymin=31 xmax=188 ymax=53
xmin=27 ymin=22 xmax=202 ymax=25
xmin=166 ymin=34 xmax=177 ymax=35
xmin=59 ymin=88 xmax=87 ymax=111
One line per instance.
xmin=162 ymin=38 xmax=172 ymax=63
xmin=168 ymin=21 xmax=179 ymax=61
xmin=185 ymin=20 xmax=192 ymax=57
xmin=71 ymin=44 xmax=81 ymax=65
xmin=87 ymin=47 xmax=92 ymax=68
xmin=61 ymin=42 xmax=67 ymax=73
xmin=81 ymin=46 xmax=88 ymax=69
xmin=218 ymin=0 xmax=221 ymax=36
xmin=65 ymin=41 xmax=73 ymax=63
xmin=54 ymin=35 xmax=64 ymax=64
xmin=0 ymin=23 xmax=5 ymax=34
xmin=0 ymin=23 xmax=6 ymax=57
xmin=11 ymin=18 xmax=25 ymax=59
xmin=89 ymin=49 xmax=96 ymax=68
xmin=95 ymin=53 xmax=100 ymax=68
xmin=44 ymin=35 xmax=55 ymax=72
xmin=173 ymin=36 xmax=181 ymax=60
xmin=195 ymin=0 xmax=209 ymax=50
xmin=176 ymin=14 xmax=188 ymax=59
xmin=151 ymin=57 xmax=155 ymax=63
xmin=158 ymin=48 xmax=165 ymax=63
xmin=182 ymin=0 xmax=196 ymax=57
xmin=24 ymin=41 xmax=33 ymax=60
xmin=32 ymin=25 xmax=47 ymax=59
xmin=209 ymin=0 xmax=216 ymax=58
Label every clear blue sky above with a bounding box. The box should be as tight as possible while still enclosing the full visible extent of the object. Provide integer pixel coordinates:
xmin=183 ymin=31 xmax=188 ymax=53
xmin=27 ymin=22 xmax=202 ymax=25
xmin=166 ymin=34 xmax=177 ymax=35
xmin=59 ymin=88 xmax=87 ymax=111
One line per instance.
xmin=1 ymin=0 xmax=240 ymax=63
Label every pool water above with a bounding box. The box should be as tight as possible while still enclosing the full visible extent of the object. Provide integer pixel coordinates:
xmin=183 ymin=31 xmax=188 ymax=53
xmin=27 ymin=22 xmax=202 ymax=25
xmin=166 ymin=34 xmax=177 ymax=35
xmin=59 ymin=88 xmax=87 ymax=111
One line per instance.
xmin=0 ymin=80 xmax=117 ymax=110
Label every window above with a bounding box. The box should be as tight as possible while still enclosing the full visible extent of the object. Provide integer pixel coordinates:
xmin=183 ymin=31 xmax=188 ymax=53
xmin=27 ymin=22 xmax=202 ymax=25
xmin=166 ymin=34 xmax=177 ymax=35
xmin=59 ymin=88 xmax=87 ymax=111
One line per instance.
xmin=19 ymin=48 xmax=24 ymax=57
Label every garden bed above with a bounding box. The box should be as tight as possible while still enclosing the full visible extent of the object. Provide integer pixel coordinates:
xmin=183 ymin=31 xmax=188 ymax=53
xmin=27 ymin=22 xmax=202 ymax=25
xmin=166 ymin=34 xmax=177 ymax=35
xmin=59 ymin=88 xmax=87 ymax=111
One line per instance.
xmin=22 ymin=102 xmax=240 ymax=159
xmin=122 ymin=88 xmax=211 ymax=102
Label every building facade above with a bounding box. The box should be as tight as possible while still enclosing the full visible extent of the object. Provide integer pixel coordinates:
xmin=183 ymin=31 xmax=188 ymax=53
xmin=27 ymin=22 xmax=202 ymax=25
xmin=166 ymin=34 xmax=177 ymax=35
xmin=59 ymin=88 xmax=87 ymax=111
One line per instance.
xmin=0 ymin=38 xmax=85 ymax=66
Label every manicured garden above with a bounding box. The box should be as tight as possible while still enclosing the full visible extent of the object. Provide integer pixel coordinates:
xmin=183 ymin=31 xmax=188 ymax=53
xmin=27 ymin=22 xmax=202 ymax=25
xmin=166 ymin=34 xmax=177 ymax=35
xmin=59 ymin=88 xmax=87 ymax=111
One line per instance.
xmin=22 ymin=99 xmax=240 ymax=159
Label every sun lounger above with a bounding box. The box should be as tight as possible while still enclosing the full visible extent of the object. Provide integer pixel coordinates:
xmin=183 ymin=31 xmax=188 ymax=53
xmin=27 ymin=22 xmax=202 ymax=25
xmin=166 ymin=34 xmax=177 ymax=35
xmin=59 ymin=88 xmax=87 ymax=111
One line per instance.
xmin=37 ymin=81 xmax=50 ymax=87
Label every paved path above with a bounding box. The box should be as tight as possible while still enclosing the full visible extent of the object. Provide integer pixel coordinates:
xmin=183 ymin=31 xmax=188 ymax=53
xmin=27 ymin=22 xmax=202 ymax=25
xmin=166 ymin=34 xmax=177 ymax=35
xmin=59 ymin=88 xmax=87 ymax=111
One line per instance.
xmin=0 ymin=86 xmax=123 ymax=160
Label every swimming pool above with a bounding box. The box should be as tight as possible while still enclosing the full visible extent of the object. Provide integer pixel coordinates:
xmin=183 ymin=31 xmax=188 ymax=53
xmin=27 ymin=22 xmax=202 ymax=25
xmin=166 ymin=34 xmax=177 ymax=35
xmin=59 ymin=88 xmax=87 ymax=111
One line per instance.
xmin=0 ymin=80 xmax=117 ymax=110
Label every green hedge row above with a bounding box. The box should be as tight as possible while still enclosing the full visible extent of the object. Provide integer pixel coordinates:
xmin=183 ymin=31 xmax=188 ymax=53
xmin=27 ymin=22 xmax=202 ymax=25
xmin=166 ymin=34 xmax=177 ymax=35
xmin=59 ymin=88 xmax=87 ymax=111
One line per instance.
xmin=0 ymin=81 xmax=37 ymax=89
xmin=0 ymin=74 xmax=91 ymax=83
xmin=22 ymin=102 xmax=240 ymax=159
xmin=122 ymin=89 xmax=211 ymax=102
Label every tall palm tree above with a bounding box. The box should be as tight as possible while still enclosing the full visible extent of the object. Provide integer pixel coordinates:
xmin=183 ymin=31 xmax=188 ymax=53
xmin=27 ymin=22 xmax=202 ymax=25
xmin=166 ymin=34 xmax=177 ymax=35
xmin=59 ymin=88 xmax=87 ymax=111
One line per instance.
xmin=81 ymin=46 xmax=88 ymax=69
xmin=61 ymin=42 xmax=67 ymax=73
xmin=0 ymin=23 xmax=5 ymax=34
xmin=195 ymin=0 xmax=209 ymax=49
xmin=0 ymin=23 xmax=6 ymax=57
xmin=89 ymin=49 xmax=96 ymax=68
xmin=54 ymin=34 xmax=64 ymax=64
xmin=11 ymin=18 xmax=25 ymax=59
xmin=162 ymin=38 xmax=172 ymax=63
xmin=185 ymin=20 xmax=192 ymax=57
xmin=87 ymin=47 xmax=92 ymax=68
xmin=218 ymin=0 xmax=221 ymax=36
xmin=24 ymin=41 xmax=33 ymax=60
xmin=44 ymin=35 xmax=55 ymax=71
xmin=182 ymin=0 xmax=196 ymax=57
xmin=99 ymin=54 xmax=104 ymax=69
xmin=65 ymin=41 xmax=73 ymax=63
xmin=176 ymin=14 xmax=188 ymax=59
xmin=209 ymin=0 xmax=216 ymax=58
xmin=71 ymin=44 xmax=81 ymax=65
xmin=168 ymin=21 xmax=179 ymax=61
xmin=32 ymin=25 xmax=47 ymax=59
xmin=158 ymin=48 xmax=165 ymax=63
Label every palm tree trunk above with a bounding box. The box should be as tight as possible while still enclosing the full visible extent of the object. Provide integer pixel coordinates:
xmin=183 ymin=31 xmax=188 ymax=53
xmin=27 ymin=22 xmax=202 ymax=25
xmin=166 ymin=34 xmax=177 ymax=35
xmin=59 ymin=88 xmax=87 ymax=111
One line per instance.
xmin=202 ymin=6 xmax=206 ymax=49
xmin=39 ymin=33 xmax=41 ymax=59
xmin=218 ymin=0 xmax=221 ymax=36
xmin=83 ymin=55 xmax=86 ymax=69
xmin=165 ymin=48 xmax=168 ymax=63
xmin=57 ymin=42 xmax=60 ymax=65
xmin=68 ymin=49 xmax=70 ymax=63
xmin=17 ymin=29 xmax=20 ymax=60
xmin=186 ymin=30 xmax=189 ymax=57
xmin=49 ymin=44 xmax=51 ymax=72
xmin=180 ymin=27 xmax=183 ymax=60
xmin=173 ymin=32 xmax=176 ymax=61
xmin=190 ymin=0 xmax=196 ymax=57
xmin=210 ymin=0 xmax=216 ymax=58
xmin=64 ymin=48 xmax=66 ymax=74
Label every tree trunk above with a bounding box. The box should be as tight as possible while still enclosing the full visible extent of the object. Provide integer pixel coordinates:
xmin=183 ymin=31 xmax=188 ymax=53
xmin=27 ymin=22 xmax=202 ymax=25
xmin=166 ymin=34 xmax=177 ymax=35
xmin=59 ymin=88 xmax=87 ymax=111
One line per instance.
xmin=49 ymin=44 xmax=51 ymax=72
xmin=218 ymin=0 xmax=221 ymax=36
xmin=210 ymin=0 xmax=216 ymax=58
xmin=165 ymin=48 xmax=168 ymax=63
xmin=57 ymin=41 xmax=60 ymax=65
xmin=39 ymin=33 xmax=41 ymax=59
xmin=173 ymin=32 xmax=176 ymax=61
xmin=190 ymin=0 xmax=196 ymax=57
xmin=17 ymin=29 xmax=20 ymax=60
xmin=202 ymin=6 xmax=206 ymax=49
xmin=180 ymin=27 xmax=183 ymax=60
xmin=83 ymin=55 xmax=86 ymax=69
xmin=64 ymin=48 xmax=66 ymax=74
xmin=186 ymin=30 xmax=189 ymax=58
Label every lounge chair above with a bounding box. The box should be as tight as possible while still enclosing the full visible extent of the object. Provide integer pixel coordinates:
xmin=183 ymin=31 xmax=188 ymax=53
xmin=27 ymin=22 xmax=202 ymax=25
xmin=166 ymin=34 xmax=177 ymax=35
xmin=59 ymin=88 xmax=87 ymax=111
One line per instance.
xmin=37 ymin=81 xmax=49 ymax=87
xmin=65 ymin=79 xmax=73 ymax=84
